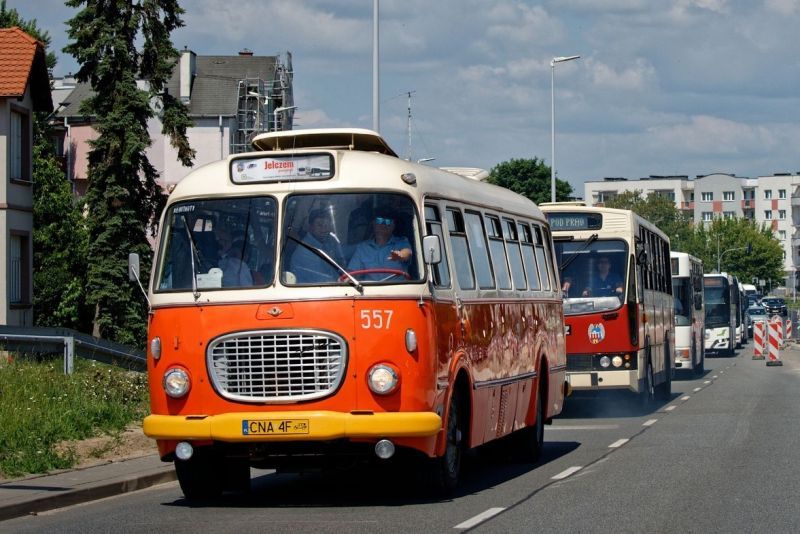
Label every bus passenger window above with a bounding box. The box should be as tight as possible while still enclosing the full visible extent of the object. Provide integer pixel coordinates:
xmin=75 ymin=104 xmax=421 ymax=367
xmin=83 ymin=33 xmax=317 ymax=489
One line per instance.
xmin=464 ymin=211 xmax=494 ymax=289
xmin=504 ymin=219 xmax=526 ymax=291
xmin=486 ymin=215 xmax=511 ymax=290
xmin=518 ymin=223 xmax=541 ymax=290
xmin=447 ymin=208 xmax=475 ymax=290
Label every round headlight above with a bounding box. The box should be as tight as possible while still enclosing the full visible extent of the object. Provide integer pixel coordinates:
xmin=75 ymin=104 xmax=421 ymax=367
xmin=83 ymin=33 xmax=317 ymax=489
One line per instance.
xmin=163 ymin=368 xmax=190 ymax=398
xmin=599 ymin=356 xmax=611 ymax=368
xmin=612 ymin=356 xmax=623 ymax=368
xmin=368 ymin=364 xmax=399 ymax=395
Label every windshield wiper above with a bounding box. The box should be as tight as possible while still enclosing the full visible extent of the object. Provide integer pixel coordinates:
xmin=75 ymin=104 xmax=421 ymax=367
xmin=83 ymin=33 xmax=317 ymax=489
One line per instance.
xmin=181 ymin=215 xmax=201 ymax=301
xmin=559 ymin=233 xmax=599 ymax=273
xmin=287 ymin=234 xmax=363 ymax=293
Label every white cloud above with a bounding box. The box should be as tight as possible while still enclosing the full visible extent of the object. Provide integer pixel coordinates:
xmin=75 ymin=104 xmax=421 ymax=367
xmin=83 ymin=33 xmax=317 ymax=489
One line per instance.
xmin=647 ymin=115 xmax=775 ymax=155
xmin=588 ymin=58 xmax=656 ymax=90
xmin=765 ymin=0 xmax=800 ymax=14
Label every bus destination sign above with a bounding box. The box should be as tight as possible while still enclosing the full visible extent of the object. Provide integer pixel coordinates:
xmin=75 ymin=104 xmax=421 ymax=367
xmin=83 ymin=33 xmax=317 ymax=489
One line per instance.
xmin=546 ymin=212 xmax=603 ymax=231
xmin=230 ymin=154 xmax=334 ymax=184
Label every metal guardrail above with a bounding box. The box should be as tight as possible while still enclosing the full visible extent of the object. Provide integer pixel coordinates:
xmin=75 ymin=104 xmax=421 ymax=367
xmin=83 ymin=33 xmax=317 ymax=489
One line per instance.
xmin=0 ymin=325 xmax=145 ymax=374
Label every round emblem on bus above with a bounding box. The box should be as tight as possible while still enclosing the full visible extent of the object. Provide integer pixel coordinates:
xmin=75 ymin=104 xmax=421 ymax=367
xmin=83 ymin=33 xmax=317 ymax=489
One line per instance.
xmin=588 ymin=323 xmax=605 ymax=344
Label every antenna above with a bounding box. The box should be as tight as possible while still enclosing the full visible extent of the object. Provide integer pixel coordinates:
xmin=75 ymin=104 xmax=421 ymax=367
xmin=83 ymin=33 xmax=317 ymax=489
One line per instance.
xmin=406 ymin=90 xmax=416 ymax=161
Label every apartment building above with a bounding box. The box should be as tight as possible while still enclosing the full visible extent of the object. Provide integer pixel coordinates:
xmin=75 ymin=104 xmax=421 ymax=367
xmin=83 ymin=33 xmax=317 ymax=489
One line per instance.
xmin=584 ymin=172 xmax=800 ymax=284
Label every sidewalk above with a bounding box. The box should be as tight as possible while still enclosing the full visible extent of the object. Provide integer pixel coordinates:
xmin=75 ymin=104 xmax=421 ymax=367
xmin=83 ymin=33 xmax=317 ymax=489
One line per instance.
xmin=0 ymin=454 xmax=176 ymax=521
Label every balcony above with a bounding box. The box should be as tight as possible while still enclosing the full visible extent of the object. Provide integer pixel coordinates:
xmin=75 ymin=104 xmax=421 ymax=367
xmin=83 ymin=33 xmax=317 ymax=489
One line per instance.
xmin=792 ymin=194 xmax=800 ymax=207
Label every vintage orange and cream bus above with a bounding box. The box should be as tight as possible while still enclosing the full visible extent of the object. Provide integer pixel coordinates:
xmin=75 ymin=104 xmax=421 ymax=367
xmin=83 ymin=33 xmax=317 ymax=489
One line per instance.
xmin=132 ymin=128 xmax=567 ymax=499
xmin=540 ymin=203 xmax=674 ymax=405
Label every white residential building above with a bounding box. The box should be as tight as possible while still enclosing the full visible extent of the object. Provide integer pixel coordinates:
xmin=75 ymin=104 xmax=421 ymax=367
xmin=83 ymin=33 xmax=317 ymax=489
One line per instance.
xmin=584 ymin=172 xmax=800 ymax=287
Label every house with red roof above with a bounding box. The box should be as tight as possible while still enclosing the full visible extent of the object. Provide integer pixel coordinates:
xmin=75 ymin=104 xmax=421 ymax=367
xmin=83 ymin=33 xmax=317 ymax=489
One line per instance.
xmin=0 ymin=27 xmax=53 ymax=326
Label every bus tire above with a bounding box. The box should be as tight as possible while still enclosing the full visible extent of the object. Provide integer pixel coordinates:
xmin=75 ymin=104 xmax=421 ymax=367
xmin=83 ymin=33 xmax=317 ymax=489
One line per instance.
xmin=427 ymin=390 xmax=464 ymax=494
xmin=174 ymin=447 xmax=224 ymax=501
xmin=512 ymin=381 xmax=544 ymax=463
xmin=694 ymin=341 xmax=704 ymax=375
xmin=639 ymin=356 xmax=655 ymax=408
xmin=655 ymin=340 xmax=672 ymax=401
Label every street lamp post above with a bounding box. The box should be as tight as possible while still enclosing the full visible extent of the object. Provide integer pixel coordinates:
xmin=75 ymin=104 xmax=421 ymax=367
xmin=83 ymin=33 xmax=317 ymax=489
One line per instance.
xmin=550 ymin=55 xmax=580 ymax=203
xmin=273 ymin=105 xmax=297 ymax=132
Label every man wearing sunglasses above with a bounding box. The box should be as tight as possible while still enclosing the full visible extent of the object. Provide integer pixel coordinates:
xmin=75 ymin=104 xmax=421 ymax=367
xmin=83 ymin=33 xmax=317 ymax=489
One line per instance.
xmin=347 ymin=208 xmax=413 ymax=281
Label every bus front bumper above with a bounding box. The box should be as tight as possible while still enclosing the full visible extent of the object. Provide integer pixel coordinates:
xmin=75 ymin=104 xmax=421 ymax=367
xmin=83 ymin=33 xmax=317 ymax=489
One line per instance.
xmin=143 ymin=411 xmax=442 ymax=442
xmin=566 ymin=370 xmax=639 ymax=393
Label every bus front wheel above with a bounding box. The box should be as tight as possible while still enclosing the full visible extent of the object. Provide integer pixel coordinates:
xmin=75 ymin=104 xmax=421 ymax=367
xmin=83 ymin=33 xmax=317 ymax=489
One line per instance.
xmin=174 ymin=447 xmax=224 ymax=501
xmin=512 ymin=382 xmax=544 ymax=463
xmin=427 ymin=390 xmax=464 ymax=494
xmin=639 ymin=357 xmax=655 ymax=408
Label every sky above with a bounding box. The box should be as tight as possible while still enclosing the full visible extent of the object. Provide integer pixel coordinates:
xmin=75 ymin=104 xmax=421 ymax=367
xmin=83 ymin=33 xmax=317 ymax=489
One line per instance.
xmin=14 ymin=0 xmax=800 ymax=195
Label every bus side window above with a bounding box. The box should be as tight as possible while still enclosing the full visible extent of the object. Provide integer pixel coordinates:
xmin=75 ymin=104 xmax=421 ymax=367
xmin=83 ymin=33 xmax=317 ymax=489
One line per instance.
xmin=464 ymin=211 xmax=495 ymax=290
xmin=518 ymin=222 xmax=541 ymax=291
xmin=533 ymin=225 xmax=552 ymax=292
xmin=503 ymin=218 xmax=526 ymax=291
xmin=425 ymin=204 xmax=451 ymax=288
xmin=447 ymin=208 xmax=475 ymax=290
xmin=485 ymin=214 xmax=511 ymax=290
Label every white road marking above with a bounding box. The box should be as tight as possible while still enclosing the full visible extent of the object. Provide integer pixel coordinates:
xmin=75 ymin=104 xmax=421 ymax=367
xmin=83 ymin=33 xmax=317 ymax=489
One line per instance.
xmin=694 ymin=387 xmax=703 ymax=392
xmin=664 ymin=405 xmax=676 ymax=412
xmin=552 ymin=466 xmax=583 ymax=480
xmin=681 ymin=396 xmax=690 ymax=401
xmin=643 ymin=419 xmax=658 ymax=426
xmin=608 ymin=439 xmax=629 ymax=448
xmin=712 ymin=375 xmax=719 ymax=379
xmin=454 ymin=508 xmax=506 ymax=529
xmin=550 ymin=424 xmax=620 ymax=430
xmin=704 ymin=380 xmax=712 ymax=384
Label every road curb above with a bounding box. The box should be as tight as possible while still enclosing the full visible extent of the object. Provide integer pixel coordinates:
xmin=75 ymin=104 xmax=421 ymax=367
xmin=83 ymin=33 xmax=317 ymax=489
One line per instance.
xmin=0 ymin=467 xmax=176 ymax=522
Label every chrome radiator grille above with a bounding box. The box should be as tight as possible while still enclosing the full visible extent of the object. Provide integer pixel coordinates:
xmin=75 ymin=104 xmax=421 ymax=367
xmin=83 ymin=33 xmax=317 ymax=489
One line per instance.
xmin=207 ymin=330 xmax=347 ymax=403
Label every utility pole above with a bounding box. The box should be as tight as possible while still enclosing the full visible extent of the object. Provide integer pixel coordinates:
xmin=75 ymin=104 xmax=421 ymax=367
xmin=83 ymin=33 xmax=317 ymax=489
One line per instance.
xmin=405 ymin=90 xmax=416 ymax=160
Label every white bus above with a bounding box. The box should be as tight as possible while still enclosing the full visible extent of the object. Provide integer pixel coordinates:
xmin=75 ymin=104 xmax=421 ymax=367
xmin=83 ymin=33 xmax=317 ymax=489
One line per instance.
xmin=541 ymin=203 xmax=674 ymax=405
xmin=703 ymin=273 xmax=737 ymax=356
xmin=670 ymin=252 xmax=704 ymax=374
xmin=135 ymin=128 xmax=568 ymax=499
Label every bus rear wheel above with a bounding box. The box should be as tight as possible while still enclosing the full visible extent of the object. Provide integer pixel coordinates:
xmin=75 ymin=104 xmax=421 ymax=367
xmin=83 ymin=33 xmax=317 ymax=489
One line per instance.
xmin=512 ymin=382 xmax=544 ymax=463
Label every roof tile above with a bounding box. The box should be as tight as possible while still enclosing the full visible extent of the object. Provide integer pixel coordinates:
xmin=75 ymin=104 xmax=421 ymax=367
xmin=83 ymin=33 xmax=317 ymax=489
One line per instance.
xmin=0 ymin=27 xmax=40 ymax=97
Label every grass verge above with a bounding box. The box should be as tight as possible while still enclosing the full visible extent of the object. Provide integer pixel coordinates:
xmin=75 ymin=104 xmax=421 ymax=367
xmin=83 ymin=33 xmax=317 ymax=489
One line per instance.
xmin=0 ymin=355 xmax=148 ymax=478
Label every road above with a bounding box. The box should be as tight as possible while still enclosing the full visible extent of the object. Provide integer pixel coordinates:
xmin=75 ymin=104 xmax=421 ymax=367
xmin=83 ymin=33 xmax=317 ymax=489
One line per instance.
xmin=5 ymin=341 xmax=800 ymax=533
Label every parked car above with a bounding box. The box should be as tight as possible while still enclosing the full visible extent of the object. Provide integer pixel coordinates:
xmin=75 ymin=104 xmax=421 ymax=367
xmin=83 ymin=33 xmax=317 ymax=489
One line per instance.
xmin=761 ymin=297 xmax=788 ymax=318
xmin=745 ymin=305 xmax=767 ymax=336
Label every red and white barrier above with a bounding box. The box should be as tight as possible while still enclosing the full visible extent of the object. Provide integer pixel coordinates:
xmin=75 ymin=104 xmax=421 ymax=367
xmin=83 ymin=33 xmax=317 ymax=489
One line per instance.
xmin=786 ymin=318 xmax=792 ymax=341
xmin=767 ymin=315 xmax=784 ymax=367
xmin=752 ymin=320 xmax=765 ymax=360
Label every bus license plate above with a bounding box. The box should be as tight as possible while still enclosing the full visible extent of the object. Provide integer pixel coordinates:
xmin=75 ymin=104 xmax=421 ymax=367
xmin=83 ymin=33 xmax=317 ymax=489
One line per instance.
xmin=242 ymin=419 xmax=309 ymax=436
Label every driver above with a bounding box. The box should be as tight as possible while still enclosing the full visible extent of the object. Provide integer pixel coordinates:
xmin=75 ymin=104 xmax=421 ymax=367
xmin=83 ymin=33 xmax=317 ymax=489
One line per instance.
xmin=346 ymin=207 xmax=412 ymax=281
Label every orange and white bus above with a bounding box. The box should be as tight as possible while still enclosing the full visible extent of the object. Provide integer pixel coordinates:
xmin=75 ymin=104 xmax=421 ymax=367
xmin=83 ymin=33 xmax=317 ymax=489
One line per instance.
xmin=670 ymin=251 xmax=705 ymax=374
xmin=133 ymin=128 xmax=567 ymax=499
xmin=540 ymin=203 xmax=674 ymax=404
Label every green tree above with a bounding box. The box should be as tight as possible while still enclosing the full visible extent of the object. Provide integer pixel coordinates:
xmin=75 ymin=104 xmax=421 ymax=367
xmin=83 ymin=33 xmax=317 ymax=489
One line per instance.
xmin=682 ymin=218 xmax=783 ymax=283
xmin=1 ymin=2 xmax=91 ymax=330
xmin=65 ymin=0 xmax=195 ymax=345
xmin=487 ymin=158 xmax=573 ymax=204
xmin=32 ymin=125 xmax=91 ymax=330
xmin=604 ymin=190 xmax=694 ymax=251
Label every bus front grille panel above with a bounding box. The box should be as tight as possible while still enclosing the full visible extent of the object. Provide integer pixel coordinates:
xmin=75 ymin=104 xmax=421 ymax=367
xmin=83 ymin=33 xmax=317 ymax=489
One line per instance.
xmin=207 ymin=330 xmax=347 ymax=403
xmin=567 ymin=354 xmax=594 ymax=371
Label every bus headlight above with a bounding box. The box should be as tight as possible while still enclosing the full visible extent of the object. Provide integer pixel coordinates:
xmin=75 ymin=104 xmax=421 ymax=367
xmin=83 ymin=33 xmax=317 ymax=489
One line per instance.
xmin=163 ymin=368 xmax=190 ymax=398
xmin=368 ymin=364 xmax=399 ymax=395
xmin=599 ymin=356 xmax=611 ymax=368
xmin=612 ymin=355 xmax=623 ymax=368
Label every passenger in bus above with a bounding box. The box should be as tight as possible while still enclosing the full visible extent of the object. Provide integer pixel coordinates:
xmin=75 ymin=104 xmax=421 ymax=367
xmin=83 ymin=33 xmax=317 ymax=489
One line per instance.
xmin=582 ymin=256 xmax=623 ymax=297
xmin=347 ymin=208 xmax=412 ymax=281
xmin=216 ymin=227 xmax=253 ymax=287
xmin=290 ymin=209 xmax=345 ymax=283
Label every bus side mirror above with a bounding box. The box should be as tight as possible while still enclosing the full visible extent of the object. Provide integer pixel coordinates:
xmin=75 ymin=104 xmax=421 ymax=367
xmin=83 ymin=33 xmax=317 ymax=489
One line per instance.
xmin=128 ymin=252 xmax=140 ymax=282
xmin=422 ymin=235 xmax=442 ymax=265
xmin=694 ymin=293 xmax=703 ymax=311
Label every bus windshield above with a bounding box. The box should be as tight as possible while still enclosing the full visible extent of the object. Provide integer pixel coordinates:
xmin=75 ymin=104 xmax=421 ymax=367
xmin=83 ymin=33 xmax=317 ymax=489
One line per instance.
xmin=704 ymin=282 xmax=730 ymax=327
xmin=156 ymin=197 xmax=277 ymax=292
xmin=281 ymin=192 xmax=422 ymax=285
xmin=672 ymin=278 xmax=692 ymax=326
xmin=553 ymin=239 xmax=628 ymax=315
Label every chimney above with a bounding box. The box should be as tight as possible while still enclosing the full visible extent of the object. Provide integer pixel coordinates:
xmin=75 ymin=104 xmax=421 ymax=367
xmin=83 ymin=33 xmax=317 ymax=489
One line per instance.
xmin=239 ymin=48 xmax=254 ymax=56
xmin=180 ymin=47 xmax=196 ymax=105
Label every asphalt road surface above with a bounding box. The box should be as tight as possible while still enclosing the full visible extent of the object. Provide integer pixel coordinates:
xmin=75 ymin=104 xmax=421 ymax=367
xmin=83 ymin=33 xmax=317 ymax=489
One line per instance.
xmin=5 ymin=340 xmax=800 ymax=533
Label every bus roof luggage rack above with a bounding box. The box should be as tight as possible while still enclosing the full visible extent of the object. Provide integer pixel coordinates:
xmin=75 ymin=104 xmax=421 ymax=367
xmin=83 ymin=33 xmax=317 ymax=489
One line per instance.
xmin=251 ymin=128 xmax=398 ymax=157
xmin=439 ymin=167 xmax=490 ymax=181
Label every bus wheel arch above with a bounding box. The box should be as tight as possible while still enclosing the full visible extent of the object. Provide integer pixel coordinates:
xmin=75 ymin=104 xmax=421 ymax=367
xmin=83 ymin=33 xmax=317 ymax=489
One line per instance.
xmin=428 ymin=370 xmax=469 ymax=494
